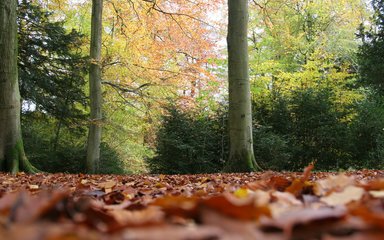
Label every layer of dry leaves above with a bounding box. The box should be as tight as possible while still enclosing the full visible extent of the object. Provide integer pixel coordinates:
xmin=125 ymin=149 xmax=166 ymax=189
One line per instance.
xmin=1 ymin=165 xmax=384 ymax=239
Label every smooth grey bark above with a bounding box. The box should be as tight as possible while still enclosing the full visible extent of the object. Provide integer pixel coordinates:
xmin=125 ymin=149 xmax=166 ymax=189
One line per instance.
xmin=86 ymin=0 xmax=103 ymax=174
xmin=224 ymin=0 xmax=261 ymax=172
xmin=0 ymin=0 xmax=38 ymax=173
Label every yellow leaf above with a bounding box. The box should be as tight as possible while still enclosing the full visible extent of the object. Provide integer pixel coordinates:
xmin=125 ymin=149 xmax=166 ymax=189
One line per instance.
xmin=81 ymin=179 xmax=88 ymax=185
xmin=155 ymin=182 xmax=165 ymax=188
xmin=233 ymin=188 xmax=250 ymax=199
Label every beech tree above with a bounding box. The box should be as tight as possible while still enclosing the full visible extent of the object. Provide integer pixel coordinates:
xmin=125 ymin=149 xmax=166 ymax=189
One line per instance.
xmin=86 ymin=0 xmax=103 ymax=173
xmin=0 ymin=0 xmax=38 ymax=173
xmin=224 ymin=0 xmax=261 ymax=172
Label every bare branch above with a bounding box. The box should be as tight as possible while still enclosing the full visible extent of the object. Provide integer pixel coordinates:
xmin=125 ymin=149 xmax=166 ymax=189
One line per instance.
xmin=102 ymin=81 xmax=151 ymax=94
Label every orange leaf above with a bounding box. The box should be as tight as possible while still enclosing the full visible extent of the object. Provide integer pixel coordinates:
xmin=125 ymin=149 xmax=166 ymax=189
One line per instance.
xmin=286 ymin=162 xmax=315 ymax=196
xmin=202 ymin=194 xmax=270 ymax=220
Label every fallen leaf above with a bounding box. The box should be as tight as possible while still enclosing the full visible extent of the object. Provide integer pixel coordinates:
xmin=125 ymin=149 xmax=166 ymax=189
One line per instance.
xmin=314 ymin=174 xmax=355 ymax=196
xmin=321 ymin=186 xmax=365 ymax=206
xmin=1 ymin=170 xmax=384 ymax=239
xmin=108 ymin=206 xmax=164 ymax=226
xmin=260 ymin=206 xmax=347 ymax=238
xmin=151 ymin=196 xmax=198 ymax=219
xmin=253 ymin=190 xmax=271 ymax=207
xmin=98 ymin=181 xmax=117 ymax=190
xmin=369 ymin=190 xmax=384 ymax=198
xmin=202 ymin=194 xmax=271 ymax=220
xmin=286 ymin=162 xmax=314 ymax=196
xmin=28 ymin=185 xmax=39 ymax=190
xmin=233 ymin=188 xmax=250 ymax=199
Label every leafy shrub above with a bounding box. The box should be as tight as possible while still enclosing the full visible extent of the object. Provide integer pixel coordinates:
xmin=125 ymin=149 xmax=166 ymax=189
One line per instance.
xmin=253 ymin=127 xmax=292 ymax=171
xmin=150 ymin=91 xmax=384 ymax=173
xmin=288 ymin=89 xmax=353 ymax=170
xmin=357 ymin=0 xmax=384 ymax=94
xmin=148 ymin=105 xmax=227 ymax=174
xmin=22 ymin=113 xmax=131 ymax=173
xmin=351 ymin=96 xmax=384 ymax=169
xmin=22 ymin=113 xmax=86 ymax=173
xmin=253 ymin=88 xmax=353 ymax=170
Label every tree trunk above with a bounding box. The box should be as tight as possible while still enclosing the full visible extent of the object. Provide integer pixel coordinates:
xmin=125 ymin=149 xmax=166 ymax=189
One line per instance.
xmin=0 ymin=0 xmax=38 ymax=173
xmin=86 ymin=0 xmax=103 ymax=174
xmin=224 ymin=0 xmax=262 ymax=172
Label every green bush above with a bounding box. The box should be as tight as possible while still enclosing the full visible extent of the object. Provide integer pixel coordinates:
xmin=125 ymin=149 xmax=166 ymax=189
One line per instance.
xmin=151 ymin=88 xmax=359 ymax=173
xmin=253 ymin=88 xmax=353 ymax=170
xmin=148 ymin=105 xmax=227 ymax=174
xmin=351 ymin=96 xmax=384 ymax=169
xmin=149 ymin=91 xmax=384 ymax=173
xmin=22 ymin=112 xmax=87 ymax=173
xmin=367 ymin=133 xmax=384 ymax=169
xmin=289 ymin=89 xmax=353 ymax=170
xmin=253 ymin=127 xmax=292 ymax=171
xmin=22 ymin=113 xmax=131 ymax=173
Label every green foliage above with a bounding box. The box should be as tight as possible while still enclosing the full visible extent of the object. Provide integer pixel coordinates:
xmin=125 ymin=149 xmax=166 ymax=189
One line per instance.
xmin=246 ymin=0 xmax=367 ymax=171
xmin=357 ymin=0 xmax=384 ymax=93
xmin=101 ymin=100 xmax=154 ymax=174
xmin=22 ymin=112 xmax=138 ymax=174
xmin=289 ymin=89 xmax=353 ymax=170
xmin=354 ymin=0 xmax=384 ymax=169
xmin=151 ymin=87 xmax=384 ymax=172
xmin=253 ymin=89 xmax=353 ymax=171
xmin=22 ymin=112 xmax=86 ymax=173
xmin=368 ymin=133 xmax=384 ymax=169
xmin=17 ymin=1 xmax=152 ymax=174
xmin=249 ymin=0 xmax=364 ymax=78
xmin=148 ymin=105 xmax=227 ymax=174
xmin=253 ymin=127 xmax=291 ymax=171
xmin=98 ymin=142 xmax=128 ymax=175
xmin=18 ymin=0 xmax=87 ymax=125
xmin=351 ymin=96 xmax=384 ymax=169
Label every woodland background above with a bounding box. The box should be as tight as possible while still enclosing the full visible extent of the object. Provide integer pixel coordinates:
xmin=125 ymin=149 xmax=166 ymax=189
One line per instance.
xmin=15 ymin=0 xmax=384 ymax=174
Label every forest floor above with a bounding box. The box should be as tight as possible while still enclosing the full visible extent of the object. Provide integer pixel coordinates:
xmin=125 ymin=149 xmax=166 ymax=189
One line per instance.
xmin=1 ymin=166 xmax=384 ymax=239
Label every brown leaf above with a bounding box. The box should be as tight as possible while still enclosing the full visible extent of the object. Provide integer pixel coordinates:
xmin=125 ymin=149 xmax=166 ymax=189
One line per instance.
xmin=1 ymin=170 xmax=384 ymax=239
xmin=120 ymin=225 xmax=224 ymax=240
xmin=260 ymin=206 xmax=347 ymax=237
xmin=360 ymin=178 xmax=384 ymax=191
xmin=108 ymin=206 xmax=164 ymax=226
xmin=349 ymin=202 xmax=384 ymax=229
xmin=101 ymin=191 xmax=125 ymax=204
xmin=202 ymin=194 xmax=271 ymax=220
xmin=286 ymin=162 xmax=315 ymax=196
xmin=97 ymin=181 xmax=117 ymax=191
xmin=151 ymin=195 xmax=198 ymax=219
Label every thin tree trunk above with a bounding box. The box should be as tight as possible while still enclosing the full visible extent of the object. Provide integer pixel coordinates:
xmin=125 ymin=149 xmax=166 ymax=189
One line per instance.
xmin=53 ymin=120 xmax=62 ymax=152
xmin=86 ymin=0 xmax=103 ymax=174
xmin=0 ymin=0 xmax=38 ymax=173
xmin=53 ymin=97 xmax=69 ymax=152
xmin=224 ymin=0 xmax=262 ymax=172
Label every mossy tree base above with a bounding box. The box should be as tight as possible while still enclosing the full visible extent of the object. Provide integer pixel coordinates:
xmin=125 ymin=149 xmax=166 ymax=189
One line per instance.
xmin=2 ymin=140 xmax=39 ymax=174
xmin=223 ymin=149 xmax=263 ymax=173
